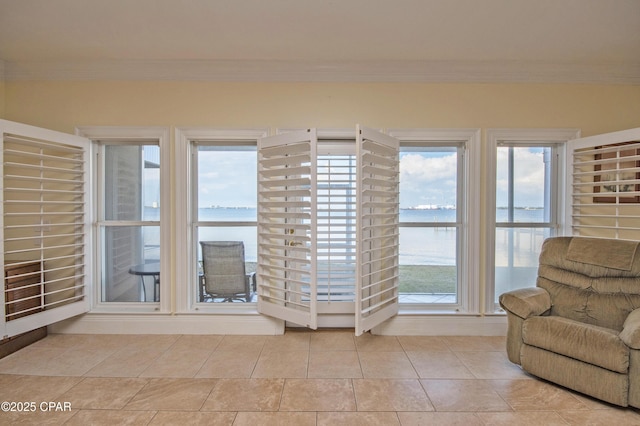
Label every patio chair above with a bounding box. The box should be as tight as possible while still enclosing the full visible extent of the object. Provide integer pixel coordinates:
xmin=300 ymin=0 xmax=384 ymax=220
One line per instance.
xmin=199 ymin=241 xmax=256 ymax=302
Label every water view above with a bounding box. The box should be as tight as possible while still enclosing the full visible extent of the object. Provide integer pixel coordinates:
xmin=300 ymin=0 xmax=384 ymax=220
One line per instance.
xmin=144 ymin=206 xmax=546 ymax=301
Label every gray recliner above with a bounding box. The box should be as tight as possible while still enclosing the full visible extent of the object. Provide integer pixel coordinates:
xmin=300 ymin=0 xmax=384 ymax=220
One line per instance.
xmin=500 ymin=236 xmax=640 ymax=407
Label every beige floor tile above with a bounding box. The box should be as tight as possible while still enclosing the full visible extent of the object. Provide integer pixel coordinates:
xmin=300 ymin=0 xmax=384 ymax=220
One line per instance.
xmin=355 ymin=333 xmax=403 ymax=351
xmin=359 ymin=351 xmax=418 ymax=378
xmin=0 ymin=408 xmax=77 ymax=425
xmin=58 ymin=377 xmax=148 ymax=410
xmin=124 ymin=378 xmax=217 ymax=411
xmin=0 ymin=347 xmax=68 ymax=375
xmin=317 ymin=411 xmax=401 ymax=425
xmin=32 ymin=333 xmax=138 ymax=352
xmin=216 ymin=335 xmax=266 ymax=352
xmin=64 ymin=409 xmax=157 ymax=425
xmin=476 ymin=411 xmax=573 ymax=425
xmin=353 ymin=379 xmax=434 ymax=412
xmin=139 ymin=348 xmax=212 ymax=378
xmin=557 ymin=408 xmax=640 ymax=425
xmin=456 ymin=351 xmax=528 ymax=379
xmin=397 ymin=412 xmax=484 ymax=426
xmin=122 ymin=335 xmax=181 ymax=353
xmin=262 ymin=332 xmax=311 ymax=353
xmin=149 ymin=411 xmax=236 ymax=425
xmin=195 ymin=350 xmax=260 ymax=378
xmin=0 ymin=373 xmax=21 ymax=387
xmin=441 ymin=336 xmax=506 ymax=352
xmin=84 ymin=346 xmax=166 ymax=377
xmin=252 ymin=351 xmax=309 ymax=378
xmin=280 ymin=378 xmax=356 ymax=411
xmin=2 ymin=332 xmax=635 ymax=424
xmin=308 ymin=351 xmax=362 ymax=378
xmin=569 ymin=390 xmax=627 ymax=409
xmin=201 ymin=378 xmax=284 ymax=411
xmin=406 ymin=350 xmax=475 ymax=379
xmin=234 ymin=411 xmax=316 ymax=426
xmin=168 ymin=334 xmax=223 ymax=351
xmin=397 ymin=336 xmax=450 ymax=352
xmin=310 ymin=330 xmax=356 ymax=351
xmin=421 ymin=379 xmax=512 ymax=412
xmin=37 ymin=348 xmax=113 ymax=376
xmin=490 ymin=379 xmax=588 ymax=411
xmin=0 ymin=375 xmax=82 ymax=401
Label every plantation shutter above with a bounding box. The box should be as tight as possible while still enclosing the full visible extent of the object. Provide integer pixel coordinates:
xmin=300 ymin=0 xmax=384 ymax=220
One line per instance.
xmin=257 ymin=129 xmax=318 ymax=329
xmin=355 ymin=126 xmax=400 ymax=336
xmin=1 ymin=119 xmax=91 ymax=338
xmin=568 ymin=128 xmax=640 ymax=240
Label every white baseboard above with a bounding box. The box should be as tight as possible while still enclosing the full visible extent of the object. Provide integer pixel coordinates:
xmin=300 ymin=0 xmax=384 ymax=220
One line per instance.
xmin=48 ymin=312 xmax=507 ymax=336
xmin=48 ymin=313 xmax=285 ymax=335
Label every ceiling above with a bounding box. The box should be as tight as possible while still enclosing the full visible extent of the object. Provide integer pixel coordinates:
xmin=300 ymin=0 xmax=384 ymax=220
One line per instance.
xmin=1 ymin=0 xmax=639 ymax=83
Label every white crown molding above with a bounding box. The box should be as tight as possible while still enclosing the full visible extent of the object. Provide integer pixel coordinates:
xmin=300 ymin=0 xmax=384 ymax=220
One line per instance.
xmin=4 ymin=59 xmax=640 ymax=84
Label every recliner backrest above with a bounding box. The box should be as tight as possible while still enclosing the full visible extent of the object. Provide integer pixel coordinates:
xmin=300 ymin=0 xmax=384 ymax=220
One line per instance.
xmin=537 ymin=237 xmax=640 ymax=331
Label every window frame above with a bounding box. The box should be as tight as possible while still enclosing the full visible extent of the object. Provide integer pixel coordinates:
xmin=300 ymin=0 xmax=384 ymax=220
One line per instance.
xmin=388 ymin=129 xmax=481 ymax=314
xmin=77 ymin=126 xmax=170 ymax=313
xmin=174 ymin=128 xmax=268 ymax=314
xmin=398 ymin=143 xmax=463 ymax=308
xmin=486 ymin=128 xmax=579 ymax=314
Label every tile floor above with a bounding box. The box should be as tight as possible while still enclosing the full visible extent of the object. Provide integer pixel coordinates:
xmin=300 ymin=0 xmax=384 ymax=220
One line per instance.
xmin=0 ymin=331 xmax=638 ymax=425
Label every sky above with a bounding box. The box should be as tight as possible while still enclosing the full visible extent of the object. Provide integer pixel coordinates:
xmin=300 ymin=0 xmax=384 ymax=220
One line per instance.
xmin=495 ymin=147 xmax=548 ymax=209
xmin=191 ymin=147 xmax=549 ymax=209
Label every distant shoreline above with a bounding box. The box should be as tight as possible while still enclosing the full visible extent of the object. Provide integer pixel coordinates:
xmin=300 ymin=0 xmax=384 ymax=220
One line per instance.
xmin=190 ymin=206 xmax=544 ymax=211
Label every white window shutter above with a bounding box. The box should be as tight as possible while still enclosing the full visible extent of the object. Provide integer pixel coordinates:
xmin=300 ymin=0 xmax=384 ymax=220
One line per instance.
xmin=1 ymin=119 xmax=91 ymax=338
xmin=568 ymin=128 xmax=640 ymax=240
xmin=355 ymin=126 xmax=400 ymax=336
xmin=257 ymin=129 xmax=318 ymax=329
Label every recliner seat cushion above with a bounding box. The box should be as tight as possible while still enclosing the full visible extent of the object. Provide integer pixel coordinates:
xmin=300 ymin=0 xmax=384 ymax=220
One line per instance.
xmin=522 ymin=316 xmax=629 ymax=373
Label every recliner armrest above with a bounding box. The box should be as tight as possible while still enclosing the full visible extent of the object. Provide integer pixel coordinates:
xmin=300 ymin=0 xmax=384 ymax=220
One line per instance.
xmin=499 ymin=287 xmax=551 ymax=319
xmin=620 ymin=308 xmax=640 ymax=349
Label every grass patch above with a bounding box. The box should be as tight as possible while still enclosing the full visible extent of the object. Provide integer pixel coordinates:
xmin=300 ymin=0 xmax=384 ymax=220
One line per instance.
xmin=247 ymin=262 xmax=456 ymax=294
xmin=399 ymin=265 xmax=456 ymax=294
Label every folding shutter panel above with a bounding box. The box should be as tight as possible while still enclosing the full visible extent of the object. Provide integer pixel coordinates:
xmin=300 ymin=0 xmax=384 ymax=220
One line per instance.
xmin=1 ymin=119 xmax=91 ymax=338
xmin=355 ymin=126 xmax=400 ymax=336
xmin=257 ymin=129 xmax=318 ymax=328
xmin=568 ymin=128 xmax=640 ymax=240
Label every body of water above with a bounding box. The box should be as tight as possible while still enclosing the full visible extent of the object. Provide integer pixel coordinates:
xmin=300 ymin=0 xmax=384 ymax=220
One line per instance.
xmin=182 ymin=207 xmax=546 ymax=265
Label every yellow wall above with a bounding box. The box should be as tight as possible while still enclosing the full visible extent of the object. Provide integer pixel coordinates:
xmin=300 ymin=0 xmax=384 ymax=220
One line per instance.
xmin=0 ymin=72 xmax=5 ymax=118
xmin=5 ymin=81 xmax=640 ymax=135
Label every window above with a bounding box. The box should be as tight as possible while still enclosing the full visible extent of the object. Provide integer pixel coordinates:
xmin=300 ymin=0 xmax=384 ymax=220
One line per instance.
xmin=494 ymin=144 xmax=556 ymax=300
xmin=399 ymin=146 xmax=461 ymax=305
xmin=174 ymin=128 xmax=267 ymax=311
xmin=317 ymin=153 xmax=357 ymax=302
xmin=487 ymin=129 xmax=578 ymax=312
xmin=78 ymin=126 xmax=169 ymax=311
xmin=99 ymin=143 xmax=160 ymax=303
xmin=193 ymin=142 xmax=257 ymax=303
xmin=389 ymin=129 xmax=481 ymax=313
